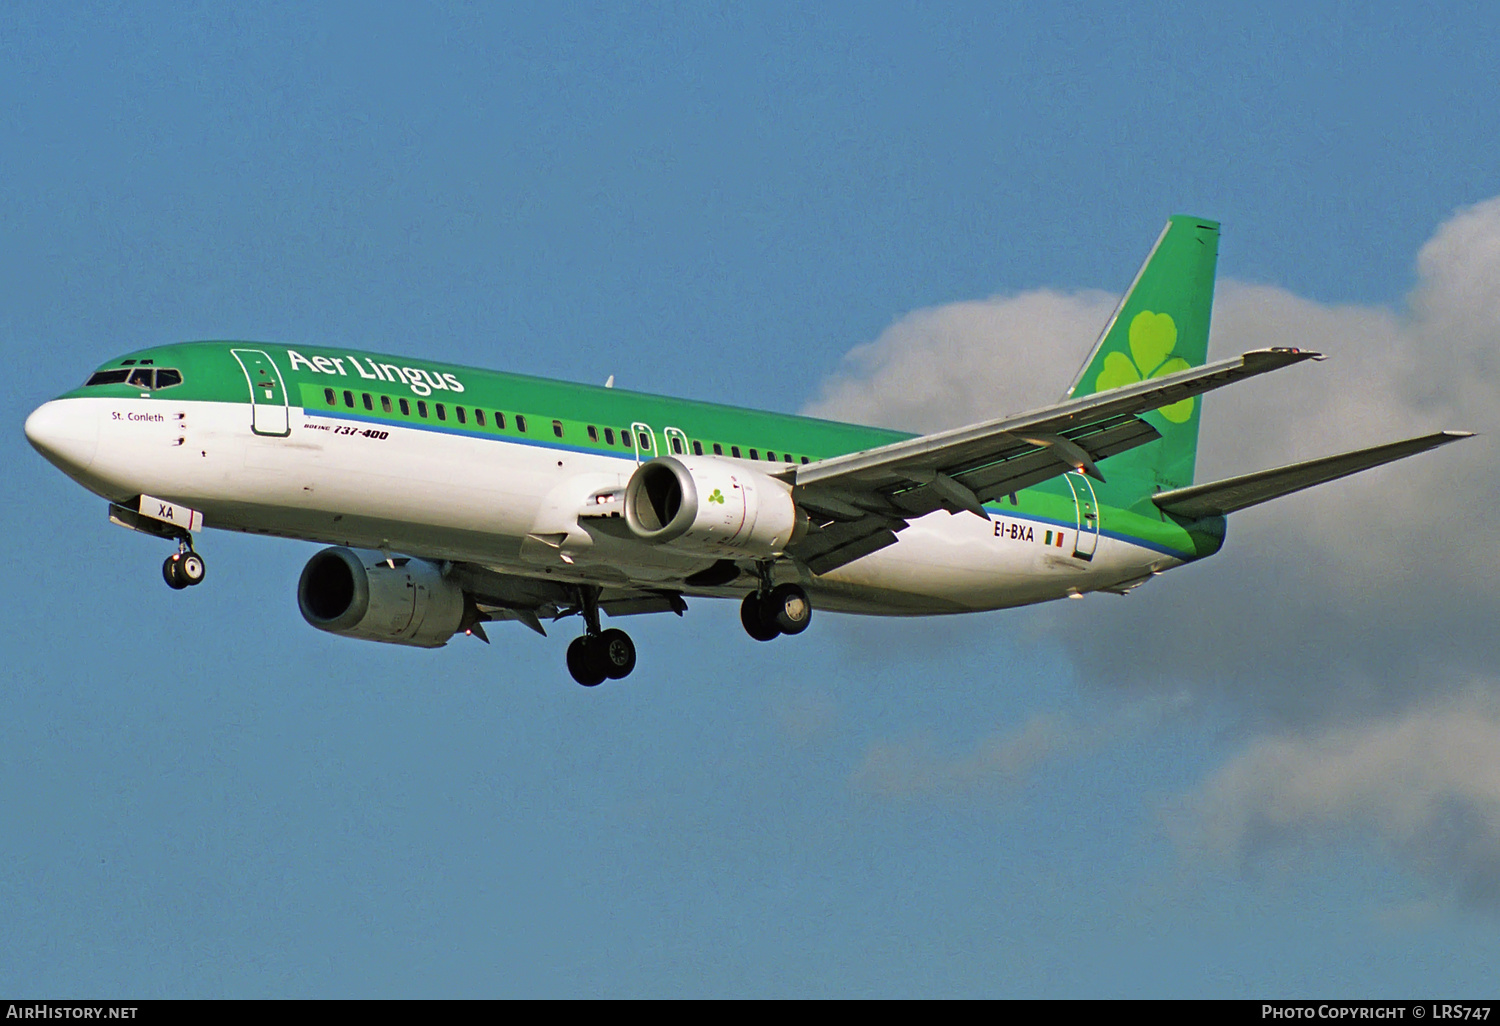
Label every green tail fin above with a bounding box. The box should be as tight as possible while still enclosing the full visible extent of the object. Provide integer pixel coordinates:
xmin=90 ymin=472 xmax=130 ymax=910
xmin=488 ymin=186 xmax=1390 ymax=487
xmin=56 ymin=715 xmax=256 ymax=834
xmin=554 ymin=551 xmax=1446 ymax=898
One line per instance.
xmin=1066 ymin=215 xmax=1219 ymax=495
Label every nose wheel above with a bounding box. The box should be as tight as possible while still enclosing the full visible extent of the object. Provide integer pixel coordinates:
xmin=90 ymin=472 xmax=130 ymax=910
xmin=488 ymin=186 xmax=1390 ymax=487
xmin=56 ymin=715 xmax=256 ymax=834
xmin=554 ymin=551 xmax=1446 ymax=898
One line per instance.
xmin=162 ymin=544 xmax=206 ymax=590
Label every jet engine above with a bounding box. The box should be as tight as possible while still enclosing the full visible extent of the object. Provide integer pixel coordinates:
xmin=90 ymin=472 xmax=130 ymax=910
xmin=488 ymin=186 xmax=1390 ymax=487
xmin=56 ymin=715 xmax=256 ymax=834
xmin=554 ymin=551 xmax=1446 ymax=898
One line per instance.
xmin=623 ymin=456 xmax=806 ymax=559
xmin=297 ymin=547 xmax=466 ymax=648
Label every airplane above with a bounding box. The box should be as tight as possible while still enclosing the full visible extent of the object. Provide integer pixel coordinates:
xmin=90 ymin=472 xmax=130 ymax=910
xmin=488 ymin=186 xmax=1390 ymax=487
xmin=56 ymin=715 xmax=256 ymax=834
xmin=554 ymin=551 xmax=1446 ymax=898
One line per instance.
xmin=24 ymin=216 xmax=1471 ymax=686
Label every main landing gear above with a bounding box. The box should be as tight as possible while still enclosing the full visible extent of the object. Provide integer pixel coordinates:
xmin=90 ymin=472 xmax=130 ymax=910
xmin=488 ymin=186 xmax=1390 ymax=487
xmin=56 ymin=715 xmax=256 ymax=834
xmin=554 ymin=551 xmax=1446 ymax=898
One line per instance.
xmin=162 ymin=539 xmax=206 ymax=590
xmin=741 ymin=581 xmax=812 ymax=642
xmin=566 ymin=586 xmax=636 ymax=687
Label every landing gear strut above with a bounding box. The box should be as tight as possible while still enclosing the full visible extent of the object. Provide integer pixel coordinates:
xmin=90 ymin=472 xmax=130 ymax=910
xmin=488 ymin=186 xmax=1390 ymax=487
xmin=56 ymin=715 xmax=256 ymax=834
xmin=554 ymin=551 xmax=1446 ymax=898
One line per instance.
xmin=162 ymin=538 xmax=206 ymax=590
xmin=741 ymin=567 xmax=812 ymax=641
xmin=567 ymin=585 xmax=636 ymax=687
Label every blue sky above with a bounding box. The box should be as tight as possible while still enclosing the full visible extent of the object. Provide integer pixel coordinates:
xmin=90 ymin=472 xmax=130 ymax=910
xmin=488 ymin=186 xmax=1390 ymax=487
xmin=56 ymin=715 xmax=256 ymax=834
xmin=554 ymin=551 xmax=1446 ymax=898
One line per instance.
xmin=3 ymin=2 xmax=1498 ymax=996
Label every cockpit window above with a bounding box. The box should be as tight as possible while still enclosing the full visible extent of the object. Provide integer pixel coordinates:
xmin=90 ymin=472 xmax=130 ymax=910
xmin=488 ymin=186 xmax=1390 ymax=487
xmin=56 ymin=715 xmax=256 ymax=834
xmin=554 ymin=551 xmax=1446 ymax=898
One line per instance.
xmin=87 ymin=367 xmax=183 ymax=389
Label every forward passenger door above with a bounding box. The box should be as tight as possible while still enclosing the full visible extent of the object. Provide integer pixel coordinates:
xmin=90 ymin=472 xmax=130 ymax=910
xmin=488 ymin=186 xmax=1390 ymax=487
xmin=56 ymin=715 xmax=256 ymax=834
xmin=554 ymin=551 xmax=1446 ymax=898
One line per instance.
xmin=230 ymin=349 xmax=291 ymax=437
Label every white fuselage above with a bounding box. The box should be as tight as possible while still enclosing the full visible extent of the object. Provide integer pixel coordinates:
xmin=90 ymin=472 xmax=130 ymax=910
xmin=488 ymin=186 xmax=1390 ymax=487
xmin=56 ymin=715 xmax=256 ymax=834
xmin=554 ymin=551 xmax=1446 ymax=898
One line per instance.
xmin=31 ymin=396 xmax=1184 ymax=615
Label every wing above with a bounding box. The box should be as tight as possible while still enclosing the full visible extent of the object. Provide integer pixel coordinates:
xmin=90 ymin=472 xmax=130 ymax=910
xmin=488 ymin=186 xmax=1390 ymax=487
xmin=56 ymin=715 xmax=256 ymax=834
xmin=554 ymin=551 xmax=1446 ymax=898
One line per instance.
xmin=783 ymin=347 xmax=1322 ymax=574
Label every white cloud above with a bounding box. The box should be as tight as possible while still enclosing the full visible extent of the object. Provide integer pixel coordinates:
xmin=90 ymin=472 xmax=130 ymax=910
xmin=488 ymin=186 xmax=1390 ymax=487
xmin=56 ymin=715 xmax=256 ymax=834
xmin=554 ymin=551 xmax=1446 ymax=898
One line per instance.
xmin=805 ymin=198 xmax=1500 ymax=720
xmin=812 ymin=200 xmax=1500 ymax=904
xmin=1180 ymin=696 xmax=1500 ymax=909
xmin=768 ymin=687 xmax=838 ymax=746
xmin=809 ymin=198 xmax=1500 ymax=449
xmin=804 ymin=289 xmax=1117 ymax=433
xmin=849 ymin=714 xmax=1085 ymax=800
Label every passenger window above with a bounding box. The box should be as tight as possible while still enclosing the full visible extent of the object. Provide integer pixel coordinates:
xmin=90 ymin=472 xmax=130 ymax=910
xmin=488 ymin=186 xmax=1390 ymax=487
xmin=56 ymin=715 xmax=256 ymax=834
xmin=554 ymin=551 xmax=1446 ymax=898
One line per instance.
xmin=516 ymin=415 xmax=527 ymax=433
xmin=399 ymin=398 xmax=410 ymax=416
xmin=637 ymin=430 xmax=651 ymax=450
xmin=343 ymin=390 xmax=355 ymax=408
xmin=671 ymin=436 xmax=683 ymax=455
xmin=692 ymin=440 xmax=703 ymax=456
xmin=604 ymin=427 xmax=615 ymax=445
xmin=324 ymin=387 xmax=336 ymax=405
xmin=785 ymin=454 xmax=794 ymax=464
xmin=623 ymin=432 xmax=633 ymax=449
xmin=749 ymin=449 xmax=759 ymax=460
xmin=475 ymin=410 xmax=485 ymax=427
xmin=713 ymin=443 xmax=723 ymax=456
xmin=362 ymin=393 xmax=373 ymax=411
xmin=801 ymin=456 xmax=810 ymax=464
xmin=436 ymin=404 xmax=446 ymax=421
xmin=731 ymin=446 xmax=741 ymax=458
xmin=587 ymin=425 xmax=598 ymax=442
xmin=129 ymin=369 xmax=154 ymax=389
xmin=85 ymin=370 xmax=131 ymax=386
xmin=553 ymin=420 xmax=564 ymax=438
xmin=495 ymin=411 xmax=506 ymax=429
xmin=766 ymin=451 xmax=777 ymax=462
xmin=418 ymin=401 xmax=428 ymax=418
xmin=154 ymin=369 xmax=182 ymax=388
xmin=381 ymin=396 xmax=392 ymax=413
xmin=456 ymin=406 xmax=466 ymax=424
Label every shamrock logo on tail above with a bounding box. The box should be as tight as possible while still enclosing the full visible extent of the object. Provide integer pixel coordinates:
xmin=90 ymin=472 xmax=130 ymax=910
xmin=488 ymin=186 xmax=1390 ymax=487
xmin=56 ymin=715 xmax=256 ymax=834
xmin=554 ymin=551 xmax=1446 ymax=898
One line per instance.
xmin=708 ymin=488 xmax=726 ymax=504
xmin=1094 ymin=311 xmax=1195 ymax=423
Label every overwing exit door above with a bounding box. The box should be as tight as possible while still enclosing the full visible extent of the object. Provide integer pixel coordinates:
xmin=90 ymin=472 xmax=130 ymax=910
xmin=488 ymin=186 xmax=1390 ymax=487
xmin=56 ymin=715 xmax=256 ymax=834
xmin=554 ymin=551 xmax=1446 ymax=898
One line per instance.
xmin=630 ymin=421 xmax=658 ymax=463
xmin=230 ymin=349 xmax=291 ymax=437
xmin=664 ymin=427 xmax=690 ymax=457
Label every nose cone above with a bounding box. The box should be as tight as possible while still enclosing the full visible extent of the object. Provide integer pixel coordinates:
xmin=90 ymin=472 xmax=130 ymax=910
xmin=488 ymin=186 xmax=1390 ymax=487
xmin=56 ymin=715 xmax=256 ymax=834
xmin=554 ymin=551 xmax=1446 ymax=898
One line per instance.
xmin=25 ymin=399 xmax=99 ymax=474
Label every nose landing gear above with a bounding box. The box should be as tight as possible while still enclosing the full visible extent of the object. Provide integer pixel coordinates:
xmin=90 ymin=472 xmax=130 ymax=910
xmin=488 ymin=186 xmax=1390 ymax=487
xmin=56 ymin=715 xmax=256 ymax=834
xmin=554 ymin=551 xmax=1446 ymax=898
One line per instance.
xmin=162 ymin=540 xmax=206 ymax=590
xmin=566 ymin=586 xmax=637 ymax=687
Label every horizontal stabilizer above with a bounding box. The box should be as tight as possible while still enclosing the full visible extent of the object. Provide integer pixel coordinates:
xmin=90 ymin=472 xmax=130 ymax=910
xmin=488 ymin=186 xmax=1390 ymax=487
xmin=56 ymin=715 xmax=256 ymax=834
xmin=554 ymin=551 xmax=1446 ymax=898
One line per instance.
xmin=1151 ymin=431 xmax=1474 ymax=519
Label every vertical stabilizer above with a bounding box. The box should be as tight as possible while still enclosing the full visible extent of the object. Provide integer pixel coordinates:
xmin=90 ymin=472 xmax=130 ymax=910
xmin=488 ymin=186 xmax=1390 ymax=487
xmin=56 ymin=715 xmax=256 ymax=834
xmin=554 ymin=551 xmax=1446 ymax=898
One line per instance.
xmin=1066 ymin=216 xmax=1219 ymax=494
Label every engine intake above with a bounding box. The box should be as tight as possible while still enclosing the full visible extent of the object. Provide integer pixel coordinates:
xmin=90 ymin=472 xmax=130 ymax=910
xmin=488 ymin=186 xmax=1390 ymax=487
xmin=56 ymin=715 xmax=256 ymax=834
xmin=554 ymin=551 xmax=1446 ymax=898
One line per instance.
xmin=297 ymin=547 xmax=466 ymax=648
xmin=623 ymin=456 xmax=804 ymax=558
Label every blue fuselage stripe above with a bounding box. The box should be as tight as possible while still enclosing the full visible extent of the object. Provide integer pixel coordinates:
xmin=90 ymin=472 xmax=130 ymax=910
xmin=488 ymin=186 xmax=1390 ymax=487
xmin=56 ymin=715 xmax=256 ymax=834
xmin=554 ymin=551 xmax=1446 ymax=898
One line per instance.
xmin=302 ymin=405 xmax=1193 ymax=558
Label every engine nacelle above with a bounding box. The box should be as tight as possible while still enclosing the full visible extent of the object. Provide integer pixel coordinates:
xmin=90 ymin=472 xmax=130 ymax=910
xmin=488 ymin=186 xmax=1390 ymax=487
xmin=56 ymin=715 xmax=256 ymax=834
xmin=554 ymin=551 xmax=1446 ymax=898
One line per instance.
xmin=297 ymin=547 xmax=466 ymax=648
xmin=623 ymin=456 xmax=806 ymax=558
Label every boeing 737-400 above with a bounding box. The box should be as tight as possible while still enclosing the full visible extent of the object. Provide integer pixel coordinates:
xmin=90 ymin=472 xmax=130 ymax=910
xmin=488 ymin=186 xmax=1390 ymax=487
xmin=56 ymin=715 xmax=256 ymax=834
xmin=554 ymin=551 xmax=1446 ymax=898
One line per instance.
xmin=24 ymin=217 xmax=1471 ymax=685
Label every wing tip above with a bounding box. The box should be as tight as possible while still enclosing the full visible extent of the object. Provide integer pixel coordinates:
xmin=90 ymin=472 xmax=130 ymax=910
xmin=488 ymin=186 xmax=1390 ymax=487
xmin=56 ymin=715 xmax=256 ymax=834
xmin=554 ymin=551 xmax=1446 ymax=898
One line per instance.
xmin=1238 ymin=347 xmax=1325 ymax=371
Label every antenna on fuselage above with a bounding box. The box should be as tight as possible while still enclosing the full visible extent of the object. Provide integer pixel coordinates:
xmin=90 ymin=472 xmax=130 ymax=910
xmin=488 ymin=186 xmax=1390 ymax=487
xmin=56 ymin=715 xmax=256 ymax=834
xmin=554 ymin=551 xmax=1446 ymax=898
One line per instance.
xmin=604 ymin=375 xmax=615 ymax=388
